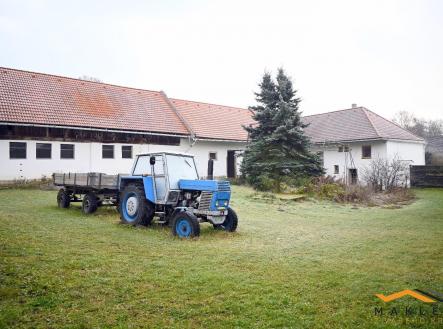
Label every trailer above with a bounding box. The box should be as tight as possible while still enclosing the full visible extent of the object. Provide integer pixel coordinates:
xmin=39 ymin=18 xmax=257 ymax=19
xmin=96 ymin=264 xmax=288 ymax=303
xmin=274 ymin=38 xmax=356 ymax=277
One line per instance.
xmin=53 ymin=172 xmax=124 ymax=214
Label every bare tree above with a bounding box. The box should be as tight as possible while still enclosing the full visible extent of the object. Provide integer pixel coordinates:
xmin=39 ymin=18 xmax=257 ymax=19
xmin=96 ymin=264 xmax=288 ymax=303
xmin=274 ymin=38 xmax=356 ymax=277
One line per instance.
xmin=362 ymin=156 xmax=409 ymax=191
xmin=392 ymin=111 xmax=443 ymax=138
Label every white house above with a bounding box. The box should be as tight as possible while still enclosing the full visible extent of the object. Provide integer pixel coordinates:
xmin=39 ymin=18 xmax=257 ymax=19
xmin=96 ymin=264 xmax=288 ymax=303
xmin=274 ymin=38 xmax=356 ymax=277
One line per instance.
xmin=0 ymin=67 xmax=425 ymax=183
xmin=303 ymin=106 xmax=425 ymax=184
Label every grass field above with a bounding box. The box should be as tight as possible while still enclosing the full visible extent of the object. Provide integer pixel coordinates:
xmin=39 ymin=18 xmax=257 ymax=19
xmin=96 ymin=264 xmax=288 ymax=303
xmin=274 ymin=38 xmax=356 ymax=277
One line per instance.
xmin=0 ymin=186 xmax=442 ymax=328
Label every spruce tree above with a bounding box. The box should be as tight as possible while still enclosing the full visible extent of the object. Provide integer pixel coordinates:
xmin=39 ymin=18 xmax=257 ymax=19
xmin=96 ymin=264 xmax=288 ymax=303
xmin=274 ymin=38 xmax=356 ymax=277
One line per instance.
xmin=241 ymin=69 xmax=323 ymax=191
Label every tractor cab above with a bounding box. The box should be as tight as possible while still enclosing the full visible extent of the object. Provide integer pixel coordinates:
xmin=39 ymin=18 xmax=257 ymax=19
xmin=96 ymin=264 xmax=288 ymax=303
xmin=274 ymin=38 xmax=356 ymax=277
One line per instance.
xmin=130 ymin=152 xmax=199 ymax=204
xmin=118 ymin=152 xmax=238 ymax=238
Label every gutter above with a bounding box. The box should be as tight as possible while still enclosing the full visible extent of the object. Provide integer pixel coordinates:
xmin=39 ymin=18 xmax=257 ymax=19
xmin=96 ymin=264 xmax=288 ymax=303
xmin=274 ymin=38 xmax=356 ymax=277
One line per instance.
xmin=312 ymin=137 xmax=425 ymax=145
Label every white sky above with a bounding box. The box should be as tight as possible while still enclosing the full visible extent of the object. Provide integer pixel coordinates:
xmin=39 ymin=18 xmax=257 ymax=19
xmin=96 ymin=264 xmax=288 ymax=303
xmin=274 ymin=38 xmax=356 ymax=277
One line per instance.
xmin=1 ymin=0 xmax=442 ymax=120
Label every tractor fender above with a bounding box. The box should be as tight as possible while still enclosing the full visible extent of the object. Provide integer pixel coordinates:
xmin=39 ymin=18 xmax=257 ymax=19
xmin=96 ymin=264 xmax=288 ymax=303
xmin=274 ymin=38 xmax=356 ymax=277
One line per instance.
xmin=119 ymin=176 xmax=156 ymax=203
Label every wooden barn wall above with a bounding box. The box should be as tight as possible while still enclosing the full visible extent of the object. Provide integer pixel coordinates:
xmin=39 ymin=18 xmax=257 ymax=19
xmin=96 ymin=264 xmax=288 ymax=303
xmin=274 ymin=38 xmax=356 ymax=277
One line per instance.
xmin=0 ymin=125 xmax=181 ymax=146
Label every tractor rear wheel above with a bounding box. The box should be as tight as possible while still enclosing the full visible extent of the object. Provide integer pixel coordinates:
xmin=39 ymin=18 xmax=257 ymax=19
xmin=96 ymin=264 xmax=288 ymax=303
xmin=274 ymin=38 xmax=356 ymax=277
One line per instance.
xmin=171 ymin=211 xmax=200 ymax=238
xmin=82 ymin=192 xmax=98 ymax=214
xmin=119 ymin=184 xmax=154 ymax=226
xmin=213 ymin=207 xmax=238 ymax=232
xmin=57 ymin=189 xmax=70 ymax=208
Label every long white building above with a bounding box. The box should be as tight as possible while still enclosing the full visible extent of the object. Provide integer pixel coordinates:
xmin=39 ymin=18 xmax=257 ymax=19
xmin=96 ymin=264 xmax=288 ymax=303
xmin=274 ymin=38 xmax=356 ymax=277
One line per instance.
xmin=0 ymin=68 xmax=253 ymax=182
xmin=0 ymin=67 xmax=425 ymax=183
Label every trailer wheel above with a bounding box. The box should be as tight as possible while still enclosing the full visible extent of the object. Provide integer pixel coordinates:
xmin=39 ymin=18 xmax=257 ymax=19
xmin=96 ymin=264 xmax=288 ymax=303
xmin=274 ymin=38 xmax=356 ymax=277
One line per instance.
xmin=57 ymin=189 xmax=70 ymax=208
xmin=82 ymin=192 xmax=98 ymax=214
xmin=119 ymin=184 xmax=154 ymax=226
xmin=172 ymin=211 xmax=200 ymax=238
xmin=213 ymin=207 xmax=238 ymax=232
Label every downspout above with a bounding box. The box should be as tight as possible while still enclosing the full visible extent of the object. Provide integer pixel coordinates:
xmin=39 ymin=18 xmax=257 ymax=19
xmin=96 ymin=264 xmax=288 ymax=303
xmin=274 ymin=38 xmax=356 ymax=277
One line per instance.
xmin=160 ymin=91 xmax=197 ymax=150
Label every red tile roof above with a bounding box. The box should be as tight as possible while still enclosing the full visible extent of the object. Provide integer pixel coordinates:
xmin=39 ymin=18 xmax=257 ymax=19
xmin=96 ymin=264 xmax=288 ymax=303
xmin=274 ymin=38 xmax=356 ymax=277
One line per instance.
xmin=0 ymin=67 xmax=423 ymax=144
xmin=302 ymin=107 xmax=423 ymax=143
xmin=170 ymin=98 xmax=255 ymax=141
xmin=0 ymin=67 xmax=189 ymax=136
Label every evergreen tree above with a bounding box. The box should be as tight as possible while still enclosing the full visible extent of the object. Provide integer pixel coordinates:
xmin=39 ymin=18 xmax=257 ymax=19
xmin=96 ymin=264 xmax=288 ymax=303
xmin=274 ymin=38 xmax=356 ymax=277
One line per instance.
xmin=241 ymin=69 xmax=323 ymax=191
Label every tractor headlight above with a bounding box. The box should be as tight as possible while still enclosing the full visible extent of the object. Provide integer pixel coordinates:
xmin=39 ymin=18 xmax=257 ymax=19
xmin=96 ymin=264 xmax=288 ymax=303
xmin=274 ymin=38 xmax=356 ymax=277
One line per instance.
xmin=224 ymin=200 xmax=228 ymax=206
xmin=215 ymin=200 xmax=219 ymax=207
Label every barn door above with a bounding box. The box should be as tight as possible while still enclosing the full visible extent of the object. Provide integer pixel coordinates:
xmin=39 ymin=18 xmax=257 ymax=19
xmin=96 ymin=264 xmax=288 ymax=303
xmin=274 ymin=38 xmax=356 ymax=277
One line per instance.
xmin=227 ymin=150 xmax=236 ymax=178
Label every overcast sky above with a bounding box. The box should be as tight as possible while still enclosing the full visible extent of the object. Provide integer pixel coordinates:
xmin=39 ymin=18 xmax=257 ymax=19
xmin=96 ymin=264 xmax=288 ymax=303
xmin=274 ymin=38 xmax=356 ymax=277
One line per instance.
xmin=1 ymin=0 xmax=442 ymax=120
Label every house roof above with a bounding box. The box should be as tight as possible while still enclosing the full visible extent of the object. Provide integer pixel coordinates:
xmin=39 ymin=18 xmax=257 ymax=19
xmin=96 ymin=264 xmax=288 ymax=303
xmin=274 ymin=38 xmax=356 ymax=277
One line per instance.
xmin=170 ymin=98 xmax=255 ymax=141
xmin=302 ymin=107 xmax=423 ymax=143
xmin=0 ymin=67 xmax=189 ymax=136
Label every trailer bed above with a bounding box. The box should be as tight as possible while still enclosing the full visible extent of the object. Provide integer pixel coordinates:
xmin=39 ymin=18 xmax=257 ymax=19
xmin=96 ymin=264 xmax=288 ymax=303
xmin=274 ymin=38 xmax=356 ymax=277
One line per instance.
xmin=53 ymin=172 xmax=123 ymax=191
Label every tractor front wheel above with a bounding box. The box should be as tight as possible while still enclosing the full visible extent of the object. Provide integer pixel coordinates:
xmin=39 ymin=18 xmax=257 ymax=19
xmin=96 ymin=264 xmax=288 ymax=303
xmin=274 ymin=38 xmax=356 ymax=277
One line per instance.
xmin=119 ymin=184 xmax=154 ymax=226
xmin=213 ymin=207 xmax=238 ymax=232
xmin=172 ymin=212 xmax=200 ymax=238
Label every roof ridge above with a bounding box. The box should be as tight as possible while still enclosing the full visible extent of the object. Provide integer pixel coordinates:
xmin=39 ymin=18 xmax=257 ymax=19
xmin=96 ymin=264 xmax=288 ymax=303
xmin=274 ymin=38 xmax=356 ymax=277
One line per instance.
xmin=303 ymin=107 xmax=366 ymax=118
xmin=161 ymin=91 xmax=196 ymax=139
xmin=362 ymin=108 xmax=382 ymax=138
xmin=363 ymin=107 xmax=424 ymax=141
xmin=170 ymin=97 xmax=249 ymax=112
xmin=0 ymin=66 xmax=162 ymax=95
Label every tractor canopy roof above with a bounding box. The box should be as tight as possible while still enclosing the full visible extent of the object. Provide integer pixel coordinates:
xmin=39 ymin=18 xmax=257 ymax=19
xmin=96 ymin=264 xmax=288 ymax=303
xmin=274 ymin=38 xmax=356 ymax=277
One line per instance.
xmin=136 ymin=151 xmax=195 ymax=158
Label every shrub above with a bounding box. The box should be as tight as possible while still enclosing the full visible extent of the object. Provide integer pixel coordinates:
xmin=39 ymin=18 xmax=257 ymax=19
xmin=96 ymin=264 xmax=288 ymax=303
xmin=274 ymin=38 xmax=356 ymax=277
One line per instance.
xmin=362 ymin=156 xmax=409 ymax=191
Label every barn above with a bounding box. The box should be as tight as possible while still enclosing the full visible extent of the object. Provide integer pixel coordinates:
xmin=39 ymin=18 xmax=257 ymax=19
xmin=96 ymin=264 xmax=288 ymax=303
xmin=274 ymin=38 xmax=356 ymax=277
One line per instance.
xmin=0 ymin=67 xmax=254 ymax=182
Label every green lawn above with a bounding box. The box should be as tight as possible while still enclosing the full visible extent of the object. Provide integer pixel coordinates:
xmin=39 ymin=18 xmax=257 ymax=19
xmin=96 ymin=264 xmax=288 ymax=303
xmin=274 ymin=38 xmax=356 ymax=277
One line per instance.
xmin=0 ymin=187 xmax=442 ymax=328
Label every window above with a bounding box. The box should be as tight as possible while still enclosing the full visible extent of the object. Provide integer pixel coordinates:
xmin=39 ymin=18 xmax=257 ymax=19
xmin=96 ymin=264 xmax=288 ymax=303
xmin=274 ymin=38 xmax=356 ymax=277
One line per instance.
xmin=60 ymin=144 xmax=74 ymax=159
xmin=36 ymin=143 xmax=51 ymax=159
xmin=338 ymin=146 xmax=349 ymax=152
xmin=344 ymin=146 xmax=349 ymax=152
xmin=362 ymin=145 xmax=372 ymax=159
xmin=102 ymin=145 xmax=114 ymax=159
xmin=209 ymin=152 xmax=217 ymax=160
xmin=338 ymin=146 xmax=343 ymax=152
xmin=122 ymin=145 xmax=132 ymax=159
xmin=9 ymin=142 xmax=27 ymax=159
xmin=334 ymin=165 xmax=339 ymax=174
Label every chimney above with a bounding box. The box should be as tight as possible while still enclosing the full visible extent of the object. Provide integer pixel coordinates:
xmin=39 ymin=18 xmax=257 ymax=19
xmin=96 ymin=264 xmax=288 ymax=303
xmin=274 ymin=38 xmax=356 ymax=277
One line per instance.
xmin=351 ymin=103 xmax=357 ymax=108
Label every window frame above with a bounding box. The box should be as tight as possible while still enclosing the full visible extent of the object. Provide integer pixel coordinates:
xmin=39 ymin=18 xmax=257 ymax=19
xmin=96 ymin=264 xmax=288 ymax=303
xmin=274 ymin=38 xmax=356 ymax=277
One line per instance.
xmin=121 ymin=145 xmax=133 ymax=159
xmin=209 ymin=152 xmax=217 ymax=161
xmin=36 ymin=143 xmax=52 ymax=159
xmin=60 ymin=143 xmax=75 ymax=159
xmin=9 ymin=142 xmax=27 ymax=159
xmin=334 ymin=165 xmax=339 ymax=174
xmin=362 ymin=145 xmax=372 ymax=159
xmin=102 ymin=145 xmax=114 ymax=159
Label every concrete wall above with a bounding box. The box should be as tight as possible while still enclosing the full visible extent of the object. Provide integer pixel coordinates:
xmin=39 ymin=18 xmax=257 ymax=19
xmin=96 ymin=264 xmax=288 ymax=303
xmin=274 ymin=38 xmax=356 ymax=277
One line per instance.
xmin=0 ymin=138 xmax=246 ymax=181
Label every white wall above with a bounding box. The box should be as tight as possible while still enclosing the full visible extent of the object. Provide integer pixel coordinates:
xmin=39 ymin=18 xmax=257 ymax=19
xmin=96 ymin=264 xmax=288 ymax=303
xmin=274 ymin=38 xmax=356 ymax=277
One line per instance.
xmin=0 ymin=138 xmax=246 ymax=181
xmin=311 ymin=139 xmax=425 ymax=184
xmin=386 ymin=140 xmax=425 ymax=165
xmin=312 ymin=141 xmax=387 ymax=182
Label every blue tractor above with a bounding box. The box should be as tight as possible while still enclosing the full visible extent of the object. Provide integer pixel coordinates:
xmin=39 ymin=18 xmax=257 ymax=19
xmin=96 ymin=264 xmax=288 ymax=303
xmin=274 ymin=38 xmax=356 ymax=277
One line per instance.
xmin=118 ymin=152 xmax=238 ymax=238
